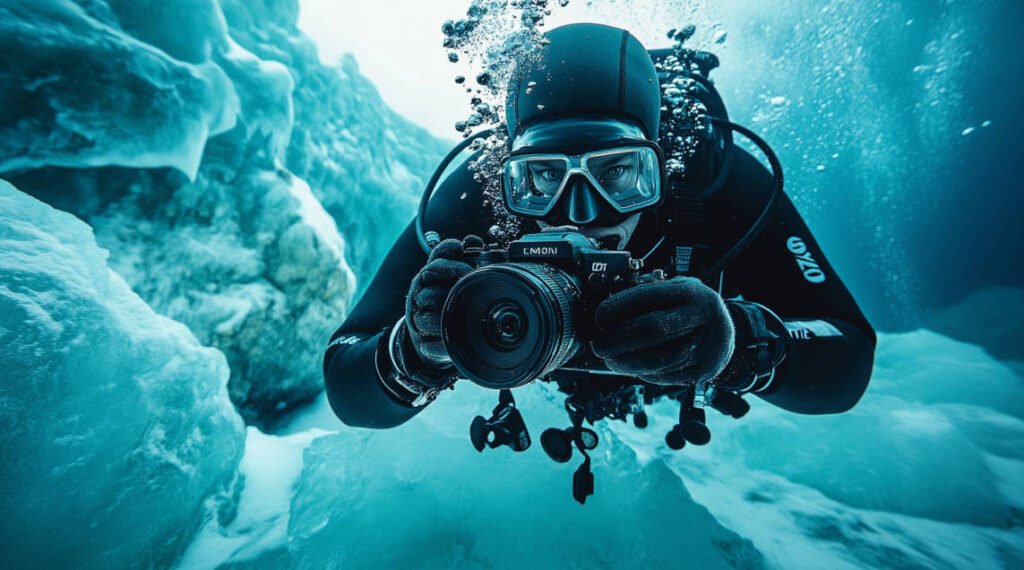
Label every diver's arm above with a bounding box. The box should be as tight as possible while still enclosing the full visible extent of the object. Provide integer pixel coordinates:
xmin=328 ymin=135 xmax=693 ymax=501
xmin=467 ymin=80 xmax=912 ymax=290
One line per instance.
xmin=323 ymin=222 xmax=431 ymax=428
xmin=324 ymin=153 xmax=490 ymax=428
xmin=720 ymin=156 xmax=876 ymax=414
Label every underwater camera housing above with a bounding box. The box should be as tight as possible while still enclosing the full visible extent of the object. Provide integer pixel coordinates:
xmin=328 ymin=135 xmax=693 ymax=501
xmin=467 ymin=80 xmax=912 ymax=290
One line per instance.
xmin=440 ymin=228 xmax=651 ymax=390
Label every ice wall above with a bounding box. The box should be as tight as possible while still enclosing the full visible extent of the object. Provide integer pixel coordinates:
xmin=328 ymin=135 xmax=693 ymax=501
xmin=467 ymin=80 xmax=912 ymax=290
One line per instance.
xmin=217 ymin=0 xmax=451 ymax=284
xmin=0 ymin=0 xmax=238 ymax=178
xmin=1 ymin=0 xmax=445 ymax=425
xmin=0 ymin=180 xmax=245 ymax=569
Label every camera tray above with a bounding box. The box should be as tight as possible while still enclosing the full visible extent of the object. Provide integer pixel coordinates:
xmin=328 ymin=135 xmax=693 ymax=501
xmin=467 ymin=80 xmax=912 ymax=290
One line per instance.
xmin=467 ymin=374 xmax=753 ymax=505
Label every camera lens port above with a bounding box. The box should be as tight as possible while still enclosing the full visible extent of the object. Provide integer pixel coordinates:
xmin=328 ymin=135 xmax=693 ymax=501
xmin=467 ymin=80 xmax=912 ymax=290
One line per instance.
xmin=441 ymin=263 xmax=582 ymax=389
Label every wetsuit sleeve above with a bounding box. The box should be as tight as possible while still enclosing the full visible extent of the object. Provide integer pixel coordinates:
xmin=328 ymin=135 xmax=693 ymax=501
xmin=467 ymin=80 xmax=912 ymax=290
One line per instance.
xmin=323 ymin=221 xmax=429 ymax=428
xmin=722 ymin=151 xmax=876 ymax=414
xmin=322 ymin=152 xmax=494 ymax=429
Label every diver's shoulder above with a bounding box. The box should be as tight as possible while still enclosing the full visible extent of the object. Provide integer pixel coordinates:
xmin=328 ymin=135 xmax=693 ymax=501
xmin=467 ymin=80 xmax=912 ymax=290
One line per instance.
xmin=702 ymin=146 xmax=776 ymax=218
xmin=722 ymin=146 xmax=775 ymax=199
xmin=422 ymin=149 xmax=496 ymax=239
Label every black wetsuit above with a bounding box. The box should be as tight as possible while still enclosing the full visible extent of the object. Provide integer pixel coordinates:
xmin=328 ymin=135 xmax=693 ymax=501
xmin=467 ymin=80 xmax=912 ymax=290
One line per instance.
xmin=323 ymin=145 xmax=876 ymax=429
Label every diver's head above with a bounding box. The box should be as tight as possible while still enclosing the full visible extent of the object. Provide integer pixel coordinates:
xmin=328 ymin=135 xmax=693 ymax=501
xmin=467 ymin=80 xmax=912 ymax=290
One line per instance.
xmin=505 ymin=23 xmax=661 ymax=141
xmin=501 ymin=23 xmax=664 ymax=248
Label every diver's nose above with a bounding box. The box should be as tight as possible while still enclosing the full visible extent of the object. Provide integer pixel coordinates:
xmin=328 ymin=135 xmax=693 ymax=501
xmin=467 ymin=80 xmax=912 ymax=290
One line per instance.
xmin=566 ymin=176 xmax=600 ymax=225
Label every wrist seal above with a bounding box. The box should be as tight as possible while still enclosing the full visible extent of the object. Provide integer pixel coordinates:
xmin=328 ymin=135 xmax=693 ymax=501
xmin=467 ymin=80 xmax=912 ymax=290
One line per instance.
xmin=716 ymin=301 xmax=788 ymax=393
xmin=374 ymin=318 xmax=456 ymax=408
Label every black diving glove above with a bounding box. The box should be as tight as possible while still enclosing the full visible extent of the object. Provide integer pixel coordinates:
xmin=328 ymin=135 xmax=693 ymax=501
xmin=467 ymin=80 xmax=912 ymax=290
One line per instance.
xmin=390 ymin=238 xmax=475 ymax=389
xmin=714 ymin=300 xmax=789 ymax=393
xmin=591 ymin=276 xmax=735 ymax=385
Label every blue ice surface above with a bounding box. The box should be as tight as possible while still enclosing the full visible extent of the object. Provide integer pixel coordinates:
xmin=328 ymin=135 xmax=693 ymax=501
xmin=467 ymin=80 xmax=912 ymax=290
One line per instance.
xmin=180 ymin=327 xmax=1023 ymax=569
xmin=0 ymin=182 xmax=245 ymax=569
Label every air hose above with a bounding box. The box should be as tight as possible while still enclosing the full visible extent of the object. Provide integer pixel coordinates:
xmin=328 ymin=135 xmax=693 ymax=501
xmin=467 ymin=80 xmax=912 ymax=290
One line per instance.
xmin=414 ymin=120 xmax=782 ymax=282
xmin=416 ymin=129 xmax=496 ymax=255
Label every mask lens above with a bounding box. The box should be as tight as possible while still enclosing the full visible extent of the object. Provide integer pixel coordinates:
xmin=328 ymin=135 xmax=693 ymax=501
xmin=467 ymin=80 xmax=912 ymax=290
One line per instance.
xmin=582 ymin=147 xmax=661 ymax=212
xmin=504 ymin=156 xmax=570 ymax=215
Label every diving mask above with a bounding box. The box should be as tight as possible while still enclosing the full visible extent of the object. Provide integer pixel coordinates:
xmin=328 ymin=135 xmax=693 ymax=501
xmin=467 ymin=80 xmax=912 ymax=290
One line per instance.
xmin=502 ymin=144 xmax=664 ymax=218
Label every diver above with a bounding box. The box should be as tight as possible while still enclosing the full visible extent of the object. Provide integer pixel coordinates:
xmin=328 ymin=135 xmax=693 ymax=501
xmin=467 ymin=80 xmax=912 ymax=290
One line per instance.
xmin=322 ymin=23 xmax=876 ymax=440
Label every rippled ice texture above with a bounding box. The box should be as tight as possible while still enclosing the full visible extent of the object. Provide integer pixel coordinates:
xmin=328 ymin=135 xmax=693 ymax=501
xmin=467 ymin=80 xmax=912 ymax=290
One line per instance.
xmin=0 ymin=181 xmax=245 ymax=569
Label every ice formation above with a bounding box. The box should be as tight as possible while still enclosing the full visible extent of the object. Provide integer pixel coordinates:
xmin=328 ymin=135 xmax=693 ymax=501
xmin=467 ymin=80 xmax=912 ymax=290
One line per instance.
xmin=0 ymin=181 xmax=245 ymax=569
xmin=219 ymin=0 xmax=450 ymax=282
xmin=0 ymin=0 xmax=239 ymax=179
xmin=1 ymin=0 xmax=446 ymax=424
xmin=184 ymin=384 xmax=763 ymax=568
xmin=616 ymin=330 xmax=1024 ymax=568
xmin=182 ymin=328 xmax=1024 ymax=569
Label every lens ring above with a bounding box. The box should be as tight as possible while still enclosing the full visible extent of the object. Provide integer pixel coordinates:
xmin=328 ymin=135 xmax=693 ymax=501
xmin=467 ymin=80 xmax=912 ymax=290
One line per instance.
xmin=486 ymin=302 xmax=527 ymax=347
xmin=441 ymin=263 xmax=582 ymax=389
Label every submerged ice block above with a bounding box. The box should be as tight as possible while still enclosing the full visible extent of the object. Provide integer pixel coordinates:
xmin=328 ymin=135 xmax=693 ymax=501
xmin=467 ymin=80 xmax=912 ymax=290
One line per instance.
xmin=0 ymin=181 xmax=245 ymax=569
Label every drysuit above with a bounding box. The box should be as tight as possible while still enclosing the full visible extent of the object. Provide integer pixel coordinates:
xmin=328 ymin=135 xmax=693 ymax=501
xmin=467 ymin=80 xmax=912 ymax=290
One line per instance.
xmin=323 ymin=145 xmax=876 ymax=428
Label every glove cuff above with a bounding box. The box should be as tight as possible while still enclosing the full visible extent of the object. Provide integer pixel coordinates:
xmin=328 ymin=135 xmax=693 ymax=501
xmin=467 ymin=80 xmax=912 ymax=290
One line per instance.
xmin=374 ymin=318 xmax=457 ymax=408
xmin=716 ymin=301 xmax=789 ymax=393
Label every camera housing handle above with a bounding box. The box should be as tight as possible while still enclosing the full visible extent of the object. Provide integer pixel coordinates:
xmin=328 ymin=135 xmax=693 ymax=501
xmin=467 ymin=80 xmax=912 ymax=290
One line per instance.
xmin=469 ymin=389 xmax=531 ymax=453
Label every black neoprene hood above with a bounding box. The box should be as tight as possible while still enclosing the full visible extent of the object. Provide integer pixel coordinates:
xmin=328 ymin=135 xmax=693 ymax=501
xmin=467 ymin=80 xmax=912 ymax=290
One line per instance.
xmin=505 ymin=23 xmax=662 ymax=142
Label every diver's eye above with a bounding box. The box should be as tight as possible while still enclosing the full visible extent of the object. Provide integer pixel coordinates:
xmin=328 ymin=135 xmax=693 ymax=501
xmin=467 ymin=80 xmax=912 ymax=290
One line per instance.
xmin=601 ymin=165 xmax=628 ymax=181
xmin=537 ymin=169 xmax=563 ymax=183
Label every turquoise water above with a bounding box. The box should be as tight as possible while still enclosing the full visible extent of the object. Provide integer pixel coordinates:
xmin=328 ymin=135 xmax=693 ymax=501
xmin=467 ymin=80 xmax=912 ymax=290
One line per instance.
xmin=1 ymin=0 xmax=1021 ymax=568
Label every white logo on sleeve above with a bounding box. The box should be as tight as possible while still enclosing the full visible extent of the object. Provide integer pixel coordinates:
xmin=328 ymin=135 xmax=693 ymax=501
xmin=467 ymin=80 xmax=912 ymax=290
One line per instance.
xmin=327 ymin=335 xmax=362 ymax=349
xmin=786 ymin=236 xmax=826 ymax=284
xmin=785 ymin=320 xmax=842 ymax=340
